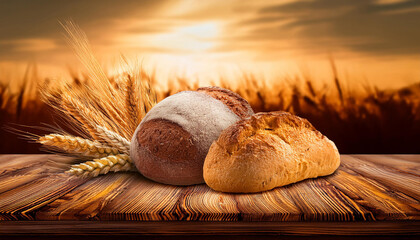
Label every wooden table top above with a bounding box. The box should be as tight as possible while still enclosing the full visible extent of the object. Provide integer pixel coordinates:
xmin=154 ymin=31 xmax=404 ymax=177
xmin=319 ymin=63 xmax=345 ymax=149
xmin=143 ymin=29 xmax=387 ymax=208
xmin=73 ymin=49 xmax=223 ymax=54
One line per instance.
xmin=0 ymin=154 xmax=418 ymax=236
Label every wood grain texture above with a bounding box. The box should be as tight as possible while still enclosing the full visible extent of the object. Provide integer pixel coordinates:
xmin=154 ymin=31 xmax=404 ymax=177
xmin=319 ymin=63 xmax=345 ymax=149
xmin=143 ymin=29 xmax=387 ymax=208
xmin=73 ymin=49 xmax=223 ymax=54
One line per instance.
xmin=0 ymin=221 xmax=419 ymax=236
xmin=0 ymin=154 xmax=419 ymax=232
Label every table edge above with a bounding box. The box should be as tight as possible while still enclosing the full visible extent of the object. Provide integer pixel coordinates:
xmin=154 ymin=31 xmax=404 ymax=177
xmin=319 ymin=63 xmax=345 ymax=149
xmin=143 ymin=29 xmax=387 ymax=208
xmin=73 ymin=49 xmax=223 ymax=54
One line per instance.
xmin=0 ymin=220 xmax=419 ymax=236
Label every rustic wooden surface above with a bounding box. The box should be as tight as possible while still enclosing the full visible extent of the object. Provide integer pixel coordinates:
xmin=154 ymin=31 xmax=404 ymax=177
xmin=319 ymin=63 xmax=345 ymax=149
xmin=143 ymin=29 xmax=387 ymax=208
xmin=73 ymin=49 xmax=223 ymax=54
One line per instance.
xmin=0 ymin=154 xmax=419 ymax=235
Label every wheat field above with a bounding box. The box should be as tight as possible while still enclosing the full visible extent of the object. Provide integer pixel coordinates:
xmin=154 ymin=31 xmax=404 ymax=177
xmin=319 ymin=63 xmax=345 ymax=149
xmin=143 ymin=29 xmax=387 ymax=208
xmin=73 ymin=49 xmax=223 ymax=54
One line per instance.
xmin=2 ymin=22 xmax=419 ymax=155
xmin=1 ymin=63 xmax=419 ymax=154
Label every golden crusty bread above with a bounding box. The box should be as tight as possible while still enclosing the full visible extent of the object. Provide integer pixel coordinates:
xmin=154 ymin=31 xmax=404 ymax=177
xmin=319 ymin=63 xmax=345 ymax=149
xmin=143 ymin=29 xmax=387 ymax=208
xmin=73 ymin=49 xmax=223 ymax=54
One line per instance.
xmin=203 ymin=111 xmax=340 ymax=193
xmin=130 ymin=87 xmax=254 ymax=185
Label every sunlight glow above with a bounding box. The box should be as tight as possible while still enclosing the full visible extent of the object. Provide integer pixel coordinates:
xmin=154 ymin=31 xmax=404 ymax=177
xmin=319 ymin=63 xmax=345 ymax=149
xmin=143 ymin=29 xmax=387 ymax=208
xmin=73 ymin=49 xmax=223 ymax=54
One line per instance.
xmin=375 ymin=0 xmax=408 ymax=4
xmin=1 ymin=0 xmax=419 ymax=89
xmin=120 ymin=22 xmax=221 ymax=54
xmin=152 ymin=22 xmax=220 ymax=52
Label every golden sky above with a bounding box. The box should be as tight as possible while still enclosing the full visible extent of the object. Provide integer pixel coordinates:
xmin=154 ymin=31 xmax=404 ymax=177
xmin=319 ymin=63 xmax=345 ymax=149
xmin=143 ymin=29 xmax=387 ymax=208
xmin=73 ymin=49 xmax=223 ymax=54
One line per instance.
xmin=1 ymin=0 xmax=419 ymax=89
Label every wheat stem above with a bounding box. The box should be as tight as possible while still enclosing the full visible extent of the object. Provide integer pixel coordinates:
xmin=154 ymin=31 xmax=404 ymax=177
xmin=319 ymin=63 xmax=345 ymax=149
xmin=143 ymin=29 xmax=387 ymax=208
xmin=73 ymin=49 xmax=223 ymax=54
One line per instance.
xmin=65 ymin=154 xmax=136 ymax=177
xmin=38 ymin=134 xmax=120 ymax=158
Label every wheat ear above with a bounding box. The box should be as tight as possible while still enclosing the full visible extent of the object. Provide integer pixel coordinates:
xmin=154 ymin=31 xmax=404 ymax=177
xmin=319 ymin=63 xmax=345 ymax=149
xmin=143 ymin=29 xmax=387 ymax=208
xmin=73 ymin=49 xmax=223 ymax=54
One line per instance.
xmin=95 ymin=125 xmax=130 ymax=154
xmin=38 ymin=134 xmax=120 ymax=158
xmin=61 ymin=95 xmax=102 ymax=140
xmin=140 ymin=78 xmax=157 ymax=117
xmin=66 ymin=154 xmax=135 ymax=177
xmin=125 ymin=75 xmax=140 ymax=135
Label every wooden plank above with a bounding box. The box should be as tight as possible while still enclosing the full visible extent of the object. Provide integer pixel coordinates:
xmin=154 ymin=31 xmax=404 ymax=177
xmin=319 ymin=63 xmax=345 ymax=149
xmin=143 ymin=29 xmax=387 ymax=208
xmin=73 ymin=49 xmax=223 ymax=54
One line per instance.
xmin=0 ymin=155 xmax=40 ymax=171
xmin=353 ymin=155 xmax=420 ymax=176
xmin=280 ymin=178 xmax=373 ymax=221
xmin=0 ymin=155 xmax=77 ymax=195
xmin=47 ymin=162 xmax=372 ymax=222
xmin=341 ymin=155 xmax=420 ymax=200
xmin=45 ymin=174 xmax=373 ymax=222
xmin=0 ymin=221 xmax=418 ymax=235
xmin=36 ymin=173 xmax=135 ymax=220
xmin=233 ymin=185 xmax=302 ymax=221
xmin=0 ymin=154 xmax=76 ymax=174
xmin=99 ymin=174 xmax=184 ymax=221
xmin=173 ymin=184 xmax=241 ymax=221
xmin=0 ymin=168 xmax=46 ymax=195
xmin=0 ymin=155 xmax=88 ymax=220
xmin=387 ymin=155 xmax=420 ymax=163
xmin=0 ymin=174 xmax=87 ymax=220
xmin=0 ymin=154 xmax=419 ymax=223
xmin=326 ymin=169 xmax=420 ymax=220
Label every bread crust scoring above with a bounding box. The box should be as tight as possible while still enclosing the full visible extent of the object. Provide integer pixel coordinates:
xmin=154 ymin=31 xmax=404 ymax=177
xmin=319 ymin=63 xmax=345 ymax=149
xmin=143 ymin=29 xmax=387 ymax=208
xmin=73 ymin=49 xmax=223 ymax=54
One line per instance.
xmin=203 ymin=111 xmax=340 ymax=193
xmin=197 ymin=86 xmax=254 ymax=118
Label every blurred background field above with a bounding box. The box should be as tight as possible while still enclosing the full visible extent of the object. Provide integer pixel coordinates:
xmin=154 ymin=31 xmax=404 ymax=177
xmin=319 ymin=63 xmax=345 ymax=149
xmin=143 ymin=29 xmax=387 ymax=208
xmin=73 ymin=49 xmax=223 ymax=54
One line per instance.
xmin=1 ymin=62 xmax=419 ymax=154
xmin=2 ymin=1 xmax=420 ymax=154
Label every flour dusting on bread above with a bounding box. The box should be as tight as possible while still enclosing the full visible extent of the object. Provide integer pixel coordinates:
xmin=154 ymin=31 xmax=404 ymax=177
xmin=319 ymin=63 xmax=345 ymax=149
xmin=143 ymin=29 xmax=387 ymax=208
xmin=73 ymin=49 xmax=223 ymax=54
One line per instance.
xmin=140 ymin=91 xmax=241 ymax=154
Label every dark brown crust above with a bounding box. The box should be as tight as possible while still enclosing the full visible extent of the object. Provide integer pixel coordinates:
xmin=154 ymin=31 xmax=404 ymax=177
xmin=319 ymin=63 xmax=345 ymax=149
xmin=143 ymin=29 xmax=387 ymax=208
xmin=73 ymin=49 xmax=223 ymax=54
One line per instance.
xmin=133 ymin=119 xmax=203 ymax=185
xmin=131 ymin=87 xmax=254 ymax=185
xmin=136 ymin=119 xmax=199 ymax=163
xmin=197 ymin=86 xmax=254 ymax=119
xmin=216 ymin=111 xmax=322 ymax=154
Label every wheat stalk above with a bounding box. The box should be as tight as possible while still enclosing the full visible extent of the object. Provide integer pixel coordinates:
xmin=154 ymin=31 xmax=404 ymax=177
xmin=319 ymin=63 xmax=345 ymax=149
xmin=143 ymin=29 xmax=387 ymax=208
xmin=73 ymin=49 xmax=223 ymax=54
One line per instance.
xmin=139 ymin=76 xmax=157 ymax=117
xmin=61 ymin=20 xmax=132 ymax=140
xmin=61 ymin=95 xmax=102 ymax=140
xmin=61 ymin=20 xmax=110 ymax=92
xmin=101 ymin=99 xmax=130 ymax=139
xmin=66 ymin=154 xmax=136 ymax=177
xmin=34 ymin=22 xmax=161 ymax=178
xmin=95 ymin=125 xmax=130 ymax=154
xmin=125 ymin=74 xmax=140 ymax=135
xmin=39 ymin=134 xmax=120 ymax=158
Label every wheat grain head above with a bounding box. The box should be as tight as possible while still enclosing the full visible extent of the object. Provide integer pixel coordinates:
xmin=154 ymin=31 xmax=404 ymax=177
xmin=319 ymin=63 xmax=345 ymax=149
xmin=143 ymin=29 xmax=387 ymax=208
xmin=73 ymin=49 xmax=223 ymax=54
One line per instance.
xmin=66 ymin=154 xmax=136 ymax=177
xmin=95 ymin=125 xmax=130 ymax=154
xmin=39 ymin=134 xmax=120 ymax=158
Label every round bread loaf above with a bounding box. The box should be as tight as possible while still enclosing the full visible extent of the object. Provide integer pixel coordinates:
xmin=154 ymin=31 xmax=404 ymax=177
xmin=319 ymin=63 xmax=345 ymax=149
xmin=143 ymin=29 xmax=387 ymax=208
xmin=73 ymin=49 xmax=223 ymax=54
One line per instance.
xmin=203 ymin=111 xmax=340 ymax=193
xmin=130 ymin=87 xmax=254 ymax=185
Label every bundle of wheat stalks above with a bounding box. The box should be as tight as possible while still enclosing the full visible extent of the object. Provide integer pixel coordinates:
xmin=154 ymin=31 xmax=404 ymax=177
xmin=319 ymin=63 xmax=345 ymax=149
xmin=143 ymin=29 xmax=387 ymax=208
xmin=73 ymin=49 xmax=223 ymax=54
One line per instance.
xmin=37 ymin=21 xmax=157 ymax=177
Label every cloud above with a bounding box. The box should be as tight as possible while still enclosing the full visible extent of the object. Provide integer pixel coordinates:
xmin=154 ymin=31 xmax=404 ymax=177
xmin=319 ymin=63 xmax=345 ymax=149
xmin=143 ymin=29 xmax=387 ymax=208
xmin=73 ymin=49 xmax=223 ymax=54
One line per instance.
xmin=0 ymin=0 xmax=174 ymax=60
xmin=0 ymin=38 xmax=57 ymax=52
xmin=235 ymin=0 xmax=420 ymax=56
xmin=1 ymin=0 xmax=420 ymax=64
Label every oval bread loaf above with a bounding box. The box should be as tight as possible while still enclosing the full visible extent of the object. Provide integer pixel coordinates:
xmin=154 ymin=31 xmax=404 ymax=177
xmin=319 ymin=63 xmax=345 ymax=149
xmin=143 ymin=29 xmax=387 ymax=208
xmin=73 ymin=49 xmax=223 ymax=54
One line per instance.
xmin=203 ymin=111 xmax=340 ymax=193
xmin=130 ymin=87 xmax=254 ymax=185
